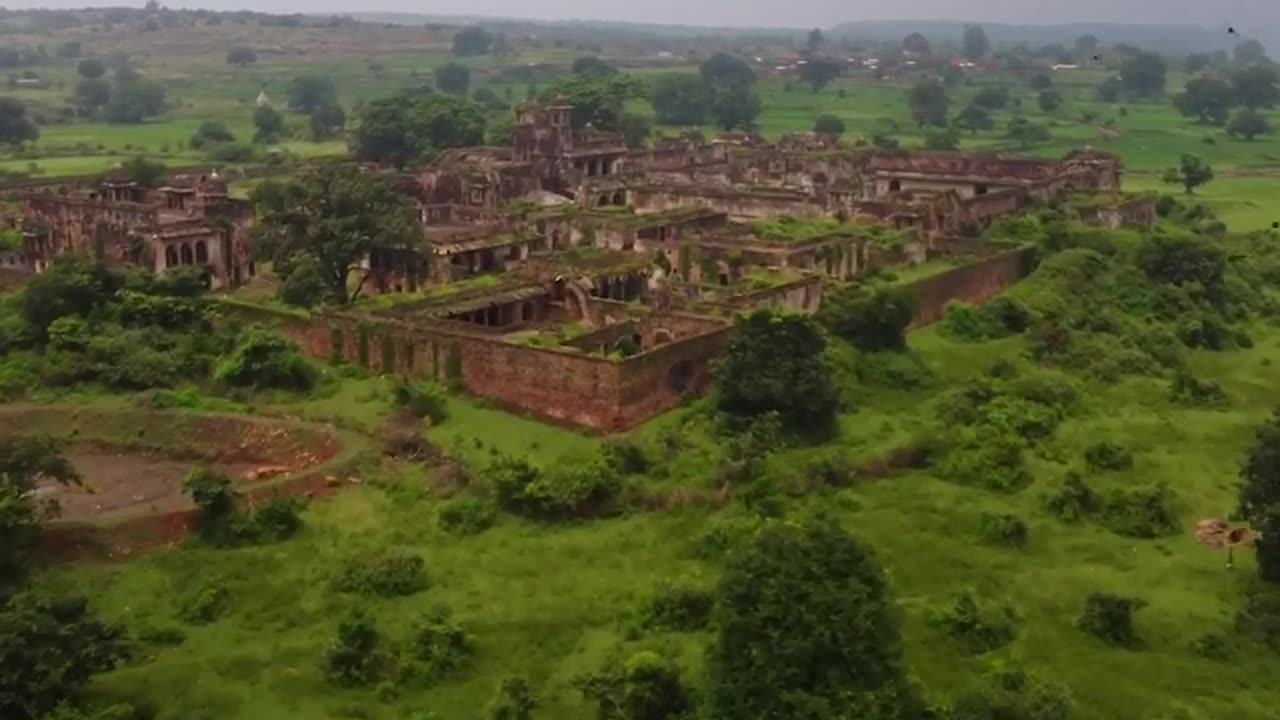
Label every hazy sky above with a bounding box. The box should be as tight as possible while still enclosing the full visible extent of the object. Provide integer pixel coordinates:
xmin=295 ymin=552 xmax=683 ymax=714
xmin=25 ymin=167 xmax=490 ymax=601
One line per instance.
xmin=6 ymin=0 xmax=1274 ymax=32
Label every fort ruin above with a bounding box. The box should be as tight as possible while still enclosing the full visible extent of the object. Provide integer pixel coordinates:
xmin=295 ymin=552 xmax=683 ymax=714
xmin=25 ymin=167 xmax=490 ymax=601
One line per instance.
xmin=14 ymin=101 xmax=1156 ymax=430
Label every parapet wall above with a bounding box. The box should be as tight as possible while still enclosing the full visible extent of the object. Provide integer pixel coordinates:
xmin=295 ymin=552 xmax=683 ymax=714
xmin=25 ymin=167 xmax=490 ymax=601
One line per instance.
xmin=903 ymin=246 xmax=1037 ymax=328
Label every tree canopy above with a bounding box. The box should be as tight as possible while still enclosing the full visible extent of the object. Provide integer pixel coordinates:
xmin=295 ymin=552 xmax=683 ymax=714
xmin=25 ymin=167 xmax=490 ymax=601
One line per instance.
xmin=250 ymin=162 xmax=424 ymax=305
xmin=1119 ymin=51 xmax=1167 ymax=98
xmin=907 ymin=79 xmax=949 ymax=127
xmin=1231 ymin=64 xmax=1279 ymax=110
xmin=571 ymin=56 xmax=616 ymax=78
xmin=708 ymin=517 xmax=921 ymax=720
xmin=76 ymin=58 xmax=104 ymax=79
xmin=0 ymin=98 xmax=37 ymax=145
xmin=962 ymin=24 xmax=990 ymax=60
xmin=542 ymin=74 xmax=645 ymax=131
xmin=226 ymin=46 xmax=257 ymax=66
xmin=651 ymin=73 xmax=712 ymax=126
xmin=1161 ymin=154 xmax=1214 ymax=194
xmin=1241 ymin=407 xmax=1280 ymax=582
xmin=699 ymin=52 xmax=755 ymax=90
xmin=801 ymin=57 xmax=843 ymax=92
xmin=716 ymin=310 xmax=838 ymax=436
xmin=1234 ymin=39 xmax=1269 ymax=64
xmin=252 ymin=105 xmax=284 ymax=144
xmin=434 ymin=62 xmax=472 ymax=96
xmin=452 ymin=26 xmax=493 ymax=56
xmin=288 ymin=76 xmax=338 ymax=113
xmin=1227 ymin=107 xmax=1272 ymax=141
xmin=1173 ymin=76 xmax=1237 ymax=125
xmin=352 ymin=92 xmax=485 ymax=167
xmin=814 ymin=113 xmax=845 ymax=136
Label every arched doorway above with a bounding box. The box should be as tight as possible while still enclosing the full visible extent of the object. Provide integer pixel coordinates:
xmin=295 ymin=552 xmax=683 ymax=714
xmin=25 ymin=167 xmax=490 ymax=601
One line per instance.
xmin=180 ymin=244 xmax=194 ymax=265
xmin=195 ymin=240 xmax=208 ymax=263
xmin=164 ymin=245 xmax=178 ymax=268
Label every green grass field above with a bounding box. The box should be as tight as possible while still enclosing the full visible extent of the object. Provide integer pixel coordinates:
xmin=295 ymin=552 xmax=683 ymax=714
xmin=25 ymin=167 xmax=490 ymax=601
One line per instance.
xmin=35 ymin=310 xmax=1280 ymax=720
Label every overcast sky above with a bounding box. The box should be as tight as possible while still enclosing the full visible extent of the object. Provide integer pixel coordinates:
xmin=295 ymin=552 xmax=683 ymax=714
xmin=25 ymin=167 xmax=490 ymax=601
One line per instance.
xmin=5 ymin=0 xmax=1274 ymax=33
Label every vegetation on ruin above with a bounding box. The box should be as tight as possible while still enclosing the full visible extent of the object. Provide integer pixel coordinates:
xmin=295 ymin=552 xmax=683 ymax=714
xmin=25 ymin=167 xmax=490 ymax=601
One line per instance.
xmin=8 ymin=9 xmax=1280 ymax=720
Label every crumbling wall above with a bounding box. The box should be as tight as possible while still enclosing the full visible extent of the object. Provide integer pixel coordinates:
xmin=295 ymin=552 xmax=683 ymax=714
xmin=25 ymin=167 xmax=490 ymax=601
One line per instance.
xmin=903 ymin=247 xmax=1037 ymax=328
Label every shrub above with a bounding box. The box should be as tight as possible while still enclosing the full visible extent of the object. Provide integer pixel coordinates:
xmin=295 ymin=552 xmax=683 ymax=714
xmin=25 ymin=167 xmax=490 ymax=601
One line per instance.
xmin=692 ymin=510 xmax=765 ymax=560
xmin=938 ymin=432 xmax=1031 ymax=493
xmin=1101 ymin=482 xmax=1180 ymax=538
xmin=324 ymin=609 xmax=386 ymax=686
xmin=487 ymin=454 xmax=622 ymax=520
xmin=404 ymin=606 xmax=471 ymax=685
xmin=1169 ymin=369 xmax=1229 ymax=407
xmin=252 ymin=496 xmax=304 ymax=541
xmin=1191 ymin=632 xmax=1232 ymax=660
xmin=486 ymin=676 xmax=537 ymax=720
xmin=178 ymin=583 xmax=230 ymax=625
xmin=1235 ymin=582 xmax=1280 ymax=652
xmin=391 ymin=377 xmax=449 ymax=424
xmin=183 ymin=467 xmax=237 ymax=543
xmin=1079 ymin=592 xmax=1144 ymax=647
xmin=852 ymin=350 xmax=935 ymax=389
xmin=942 ymin=297 xmax=1033 ymax=341
xmin=927 ymin=589 xmax=1019 ymax=653
xmin=437 ymin=496 xmax=497 ymax=535
xmin=576 ymin=651 xmax=693 ymax=720
xmin=977 ymin=512 xmax=1028 ymax=547
xmin=816 ymin=286 xmax=915 ymax=352
xmin=1046 ymin=471 xmax=1100 ymax=522
xmin=641 ymin=579 xmax=715 ymax=631
xmin=333 ymin=548 xmax=429 ymax=597
xmin=213 ymin=328 xmax=316 ymax=391
xmin=601 ymin=439 xmax=650 ymax=475
xmin=1084 ymin=441 xmax=1134 ymax=471
xmin=951 ymin=664 xmax=1074 ymax=720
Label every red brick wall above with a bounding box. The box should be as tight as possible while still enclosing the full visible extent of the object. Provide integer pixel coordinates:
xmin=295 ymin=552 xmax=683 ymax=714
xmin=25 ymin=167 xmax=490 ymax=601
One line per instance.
xmin=904 ymin=247 xmax=1036 ymax=328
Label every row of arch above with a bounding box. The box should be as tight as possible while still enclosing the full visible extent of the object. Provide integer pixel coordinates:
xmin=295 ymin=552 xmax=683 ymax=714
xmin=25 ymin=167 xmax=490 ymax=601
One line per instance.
xmin=596 ymin=190 xmax=627 ymax=208
xmin=163 ymin=240 xmax=208 ymax=268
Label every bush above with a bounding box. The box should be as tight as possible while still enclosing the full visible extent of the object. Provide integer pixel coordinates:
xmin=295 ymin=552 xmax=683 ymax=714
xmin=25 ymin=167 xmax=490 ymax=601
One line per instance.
xmin=641 ymin=579 xmax=715 ymax=631
xmin=1101 ymin=482 xmax=1180 ymax=538
xmin=601 ymin=439 xmax=650 ymax=475
xmin=392 ymin=377 xmax=449 ymax=424
xmin=214 ymin=328 xmax=316 ymax=391
xmin=177 ymin=583 xmax=230 ymax=625
xmin=1083 ymin=441 xmax=1134 ymax=471
xmin=252 ymin=496 xmax=304 ymax=541
xmin=977 ymin=512 xmax=1028 ymax=547
xmin=942 ymin=297 xmax=1033 ymax=341
xmin=487 ymin=454 xmax=622 ymax=520
xmin=404 ymin=606 xmax=471 ymax=685
xmin=950 ymin=664 xmax=1075 ymax=720
xmin=1046 ymin=471 xmax=1100 ymax=522
xmin=816 ymin=286 xmax=916 ymax=352
xmin=1169 ymin=369 xmax=1229 ymax=407
xmin=937 ymin=432 xmax=1031 ymax=493
xmin=1191 ymin=632 xmax=1232 ymax=660
xmin=852 ymin=350 xmax=935 ymax=389
xmin=1236 ymin=582 xmax=1280 ymax=652
xmin=437 ymin=496 xmax=497 ymax=535
xmin=325 ymin=609 xmax=386 ymax=686
xmin=692 ymin=510 xmax=765 ymax=560
xmin=1079 ymin=592 xmax=1144 ymax=647
xmin=486 ymin=676 xmax=538 ymax=720
xmin=576 ymin=651 xmax=693 ymax=720
xmin=333 ymin=548 xmax=429 ymax=597
xmin=927 ymin=589 xmax=1019 ymax=653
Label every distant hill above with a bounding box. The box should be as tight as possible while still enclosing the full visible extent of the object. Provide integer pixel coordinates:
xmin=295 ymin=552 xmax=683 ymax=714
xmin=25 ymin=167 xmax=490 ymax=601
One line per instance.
xmin=351 ymin=13 xmax=1268 ymax=57
xmin=826 ymin=20 xmax=1243 ymax=56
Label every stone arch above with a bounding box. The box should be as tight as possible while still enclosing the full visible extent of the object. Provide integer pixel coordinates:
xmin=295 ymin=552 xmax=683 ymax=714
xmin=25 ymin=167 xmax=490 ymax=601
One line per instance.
xmin=812 ymin=172 xmax=828 ymax=186
xmin=180 ymin=243 xmax=194 ymax=265
xmin=164 ymin=245 xmax=178 ymax=268
xmin=612 ymin=190 xmax=626 ymax=206
xmin=652 ymin=329 xmax=673 ymax=346
xmin=668 ymin=360 xmax=694 ymax=393
xmin=888 ymin=179 xmax=902 ymax=192
xmin=598 ymin=194 xmax=610 ymax=207
xmin=195 ymin=240 xmax=208 ymax=263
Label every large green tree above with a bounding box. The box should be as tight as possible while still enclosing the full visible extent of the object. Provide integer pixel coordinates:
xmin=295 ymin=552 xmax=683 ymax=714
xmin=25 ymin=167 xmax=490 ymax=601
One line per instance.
xmin=0 ymin=98 xmax=37 ymax=145
xmin=699 ymin=52 xmax=755 ymax=90
xmin=962 ymin=24 xmax=989 ymax=60
xmin=250 ymin=163 xmax=424 ymax=305
xmin=1231 ymin=64 xmax=1279 ymax=109
xmin=650 ymin=73 xmax=713 ymax=126
xmin=1161 ymin=153 xmax=1214 ymax=194
xmin=708 ymin=517 xmax=922 ymax=720
xmin=352 ymin=92 xmax=485 ymax=167
xmin=716 ymin=310 xmax=838 ymax=435
xmin=817 ymin=286 xmax=915 ymax=352
xmin=1227 ymin=107 xmax=1272 ymax=141
xmin=1173 ymin=76 xmax=1237 ymax=125
xmin=104 ymin=78 xmax=165 ymax=123
xmin=907 ymin=79 xmax=949 ymax=127
xmin=287 ymin=75 xmax=338 ymax=113
xmin=1234 ymin=39 xmax=1269 ymax=64
xmin=434 ymin=62 xmax=472 ymax=97
xmin=1240 ymin=407 xmax=1280 ymax=582
xmin=543 ymin=74 xmax=646 ymax=131
xmin=0 ymin=436 xmax=80 ymax=592
xmin=1119 ymin=51 xmax=1167 ymax=98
